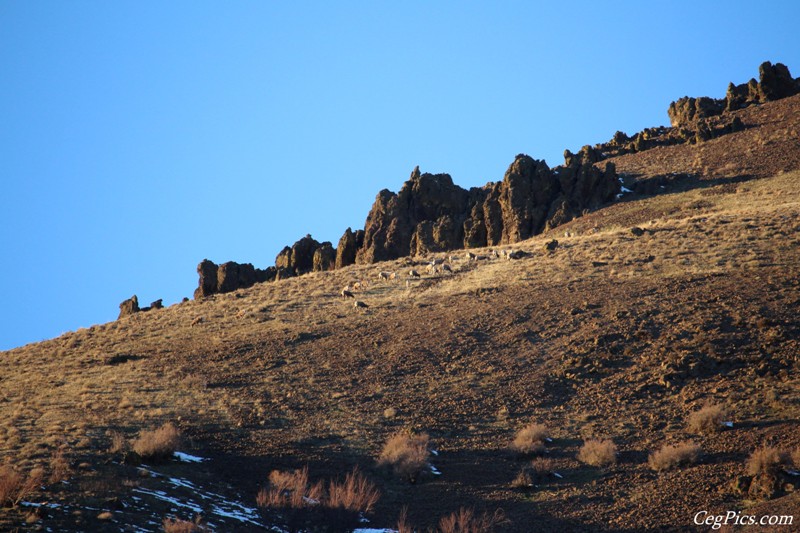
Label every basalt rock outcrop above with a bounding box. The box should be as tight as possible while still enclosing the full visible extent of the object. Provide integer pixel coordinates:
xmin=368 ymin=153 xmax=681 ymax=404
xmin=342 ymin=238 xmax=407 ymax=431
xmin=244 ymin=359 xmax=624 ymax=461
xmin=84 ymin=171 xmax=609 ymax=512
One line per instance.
xmin=193 ymin=259 xmax=274 ymax=299
xmin=118 ymin=295 xmax=165 ymax=318
xmin=357 ymin=155 xmax=619 ymax=262
xmin=335 ymin=228 xmax=364 ymax=269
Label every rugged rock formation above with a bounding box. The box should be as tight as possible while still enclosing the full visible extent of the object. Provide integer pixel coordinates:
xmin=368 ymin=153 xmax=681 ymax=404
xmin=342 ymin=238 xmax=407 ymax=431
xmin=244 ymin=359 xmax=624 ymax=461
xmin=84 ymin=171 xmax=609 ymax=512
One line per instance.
xmin=118 ymin=295 xmax=165 ymax=318
xmin=356 ymin=155 xmax=619 ymax=261
xmin=118 ymin=295 xmax=140 ymax=318
xmin=335 ymin=228 xmax=364 ymax=269
xmin=193 ymin=259 xmax=273 ymax=299
xmin=313 ymin=242 xmax=336 ymax=272
xmin=669 ymin=61 xmax=799 ymax=128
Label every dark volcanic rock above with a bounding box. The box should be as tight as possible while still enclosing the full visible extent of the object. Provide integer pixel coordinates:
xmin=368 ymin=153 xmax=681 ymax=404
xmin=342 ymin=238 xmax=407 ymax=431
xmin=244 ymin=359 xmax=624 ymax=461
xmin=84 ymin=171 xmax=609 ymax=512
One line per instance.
xmin=313 ymin=242 xmax=336 ymax=272
xmin=335 ymin=228 xmax=363 ymax=269
xmin=194 ymin=259 xmax=219 ymax=299
xmin=118 ymin=295 xmax=140 ymax=318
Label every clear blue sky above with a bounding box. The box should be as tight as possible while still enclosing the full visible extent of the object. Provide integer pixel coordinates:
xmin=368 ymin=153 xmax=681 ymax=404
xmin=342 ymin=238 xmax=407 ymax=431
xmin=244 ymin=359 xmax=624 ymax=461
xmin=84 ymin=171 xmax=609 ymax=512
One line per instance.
xmin=1 ymin=1 xmax=798 ymax=350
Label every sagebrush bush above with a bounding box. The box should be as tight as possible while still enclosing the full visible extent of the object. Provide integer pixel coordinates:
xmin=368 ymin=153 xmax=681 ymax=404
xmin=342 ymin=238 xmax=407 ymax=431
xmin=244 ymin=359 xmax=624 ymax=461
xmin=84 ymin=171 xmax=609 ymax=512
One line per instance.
xmin=438 ymin=507 xmax=502 ymax=533
xmin=687 ymin=403 xmax=729 ymax=434
xmin=648 ymin=442 xmax=701 ymax=471
xmin=378 ymin=431 xmax=430 ymax=481
xmin=132 ymin=422 xmax=181 ymax=461
xmin=510 ymin=469 xmax=533 ymax=490
xmin=327 ymin=468 xmax=380 ymax=513
xmin=510 ymin=423 xmax=549 ymax=455
xmin=577 ymin=439 xmax=617 ymax=467
xmin=746 ymin=446 xmax=786 ymax=476
xmin=0 ymin=466 xmax=43 ymax=508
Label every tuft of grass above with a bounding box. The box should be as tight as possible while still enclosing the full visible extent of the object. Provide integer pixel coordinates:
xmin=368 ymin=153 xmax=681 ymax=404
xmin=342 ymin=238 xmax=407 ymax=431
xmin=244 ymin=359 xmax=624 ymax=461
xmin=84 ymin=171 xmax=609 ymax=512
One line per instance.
xmin=510 ymin=469 xmax=533 ymax=490
xmin=49 ymin=450 xmax=72 ymax=484
xmin=132 ymin=422 xmax=181 ymax=461
xmin=108 ymin=431 xmax=128 ymax=454
xmin=327 ymin=468 xmax=380 ymax=513
xmin=746 ymin=446 xmax=787 ymax=476
xmin=792 ymin=447 xmax=800 ymax=468
xmin=0 ymin=466 xmax=44 ymax=508
xmin=257 ymin=466 xmax=323 ymax=509
xmin=577 ymin=439 xmax=617 ymax=467
xmin=378 ymin=431 xmax=430 ymax=482
xmin=648 ymin=442 xmax=701 ymax=471
xmin=438 ymin=507 xmax=503 ymax=533
xmin=162 ymin=516 xmax=209 ymax=533
xmin=509 ymin=423 xmax=549 ymax=455
xmin=687 ymin=403 xmax=729 ymax=434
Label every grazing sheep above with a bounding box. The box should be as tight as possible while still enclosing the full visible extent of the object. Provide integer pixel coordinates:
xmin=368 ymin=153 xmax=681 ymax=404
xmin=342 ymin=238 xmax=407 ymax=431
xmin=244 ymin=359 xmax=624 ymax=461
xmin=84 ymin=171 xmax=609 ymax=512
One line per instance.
xmin=409 ymin=269 xmax=421 ymax=278
xmin=341 ymin=289 xmax=355 ymax=299
xmin=389 ymin=271 xmax=397 ymax=281
xmin=353 ymin=280 xmax=364 ymax=291
xmin=430 ymin=258 xmax=444 ymax=266
xmin=378 ymin=271 xmax=392 ymax=281
xmin=490 ymin=249 xmax=500 ymax=259
xmin=441 ymin=263 xmax=452 ymax=273
xmin=426 ymin=263 xmax=439 ymax=275
xmin=354 ymin=300 xmax=369 ymax=309
xmin=465 ymin=251 xmax=476 ymax=261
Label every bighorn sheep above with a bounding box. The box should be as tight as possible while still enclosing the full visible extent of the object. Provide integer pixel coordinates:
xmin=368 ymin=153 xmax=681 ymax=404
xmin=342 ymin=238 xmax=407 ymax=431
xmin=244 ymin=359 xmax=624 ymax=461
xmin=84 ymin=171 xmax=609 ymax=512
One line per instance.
xmin=378 ymin=271 xmax=393 ymax=281
xmin=465 ymin=251 xmax=476 ymax=261
xmin=354 ymin=300 xmax=369 ymax=309
xmin=409 ymin=269 xmax=421 ymax=278
xmin=341 ymin=288 xmax=355 ymax=299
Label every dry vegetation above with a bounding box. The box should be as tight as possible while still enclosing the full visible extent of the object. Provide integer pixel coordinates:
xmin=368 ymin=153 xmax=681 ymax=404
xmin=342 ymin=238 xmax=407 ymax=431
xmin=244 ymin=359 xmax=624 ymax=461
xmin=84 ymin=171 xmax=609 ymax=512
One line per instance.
xmin=648 ymin=442 xmax=702 ymax=471
xmin=577 ymin=439 xmax=618 ymax=467
xmin=509 ymin=422 xmax=549 ymax=455
xmin=745 ymin=446 xmax=787 ymax=476
xmin=378 ymin=431 xmax=431 ymax=482
xmin=132 ymin=422 xmax=181 ymax=461
xmin=1 ymin=95 xmax=800 ymax=531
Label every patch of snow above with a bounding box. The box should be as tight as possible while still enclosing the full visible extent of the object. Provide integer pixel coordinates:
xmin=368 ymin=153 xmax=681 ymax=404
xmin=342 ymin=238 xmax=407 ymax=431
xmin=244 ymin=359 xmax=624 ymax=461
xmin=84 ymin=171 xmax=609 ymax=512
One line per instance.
xmin=553 ymin=472 xmax=563 ymax=479
xmin=174 ymin=451 xmax=207 ymax=463
xmin=430 ymin=449 xmax=439 ymax=456
xmin=620 ymin=186 xmax=632 ymax=193
xmin=132 ymin=488 xmax=203 ymax=514
xmin=786 ymin=470 xmax=800 ymax=476
xmin=429 ymin=464 xmax=442 ymax=475
xmin=354 ymin=530 xmax=396 ymax=533
xmin=723 ymin=421 xmax=734 ymax=428
xmin=544 ymin=437 xmax=553 ymax=443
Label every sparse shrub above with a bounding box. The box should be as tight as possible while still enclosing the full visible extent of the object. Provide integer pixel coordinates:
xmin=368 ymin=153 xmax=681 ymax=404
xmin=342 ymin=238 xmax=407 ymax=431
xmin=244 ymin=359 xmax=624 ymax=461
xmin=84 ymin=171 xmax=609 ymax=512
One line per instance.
xmin=378 ymin=431 xmax=430 ymax=482
xmin=396 ymin=506 xmax=412 ymax=533
xmin=257 ymin=466 xmax=380 ymax=533
xmin=49 ymin=450 xmax=71 ymax=484
xmin=531 ymin=457 xmax=555 ymax=476
xmin=327 ymin=468 xmax=380 ymax=513
xmin=648 ymin=442 xmax=701 ymax=471
xmin=438 ymin=507 xmax=503 ymax=533
xmin=577 ymin=439 xmax=617 ymax=467
xmin=0 ymin=466 xmax=44 ymax=508
xmin=509 ymin=423 xmax=549 ymax=455
xmin=792 ymin=447 xmax=800 ymax=468
xmin=687 ymin=403 xmax=729 ymax=434
xmin=132 ymin=423 xmax=181 ymax=461
xmin=509 ymin=469 xmax=533 ymax=490
xmin=257 ymin=466 xmax=322 ymax=509
xmin=746 ymin=446 xmax=787 ymax=476
xmin=108 ymin=431 xmax=128 ymax=454
xmin=162 ymin=515 xmax=209 ymax=533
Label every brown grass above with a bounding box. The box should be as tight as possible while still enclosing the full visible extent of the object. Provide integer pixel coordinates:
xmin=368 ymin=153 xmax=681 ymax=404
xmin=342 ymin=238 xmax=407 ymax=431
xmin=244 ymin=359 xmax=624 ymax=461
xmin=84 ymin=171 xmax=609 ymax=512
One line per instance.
xmin=162 ymin=516 xmax=209 ymax=532
xmin=577 ymin=439 xmax=617 ymax=467
xmin=687 ymin=403 xmax=729 ymax=434
xmin=327 ymin=468 xmax=380 ymax=513
xmin=132 ymin=422 xmax=181 ymax=461
xmin=792 ymin=447 xmax=800 ymax=468
xmin=257 ymin=466 xmax=323 ymax=509
xmin=438 ymin=507 xmax=502 ymax=533
xmin=746 ymin=446 xmax=787 ymax=476
xmin=648 ymin=442 xmax=701 ymax=471
xmin=0 ymin=466 xmax=44 ymax=508
xmin=509 ymin=423 xmax=549 ymax=455
xmin=49 ymin=449 xmax=71 ymax=484
xmin=378 ymin=431 xmax=430 ymax=481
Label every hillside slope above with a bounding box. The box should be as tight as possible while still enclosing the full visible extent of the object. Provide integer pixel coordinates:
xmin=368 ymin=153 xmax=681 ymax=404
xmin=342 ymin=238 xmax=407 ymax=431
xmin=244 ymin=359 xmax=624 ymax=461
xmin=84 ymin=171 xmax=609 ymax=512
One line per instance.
xmin=2 ymin=94 xmax=800 ymax=532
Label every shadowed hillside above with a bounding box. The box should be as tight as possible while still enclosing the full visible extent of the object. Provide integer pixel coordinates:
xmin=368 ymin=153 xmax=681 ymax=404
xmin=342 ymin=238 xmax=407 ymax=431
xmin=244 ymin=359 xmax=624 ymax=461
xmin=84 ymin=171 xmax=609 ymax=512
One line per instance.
xmin=2 ymin=65 xmax=800 ymax=532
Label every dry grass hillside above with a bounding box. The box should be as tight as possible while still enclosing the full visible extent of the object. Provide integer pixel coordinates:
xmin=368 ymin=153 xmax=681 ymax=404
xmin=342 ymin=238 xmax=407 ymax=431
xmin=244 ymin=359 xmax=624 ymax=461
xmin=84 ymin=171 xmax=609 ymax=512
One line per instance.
xmin=1 ymin=95 xmax=799 ymax=532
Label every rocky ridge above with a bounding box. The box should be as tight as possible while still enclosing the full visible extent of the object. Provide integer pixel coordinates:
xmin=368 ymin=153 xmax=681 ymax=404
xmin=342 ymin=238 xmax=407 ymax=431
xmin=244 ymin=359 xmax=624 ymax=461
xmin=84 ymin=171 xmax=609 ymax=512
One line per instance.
xmin=172 ymin=61 xmax=798 ymax=300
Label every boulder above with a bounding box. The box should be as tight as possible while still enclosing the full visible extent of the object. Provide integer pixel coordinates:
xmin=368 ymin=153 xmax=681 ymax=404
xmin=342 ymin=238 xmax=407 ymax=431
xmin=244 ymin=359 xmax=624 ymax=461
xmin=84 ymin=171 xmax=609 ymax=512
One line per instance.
xmin=757 ymin=61 xmax=797 ymax=101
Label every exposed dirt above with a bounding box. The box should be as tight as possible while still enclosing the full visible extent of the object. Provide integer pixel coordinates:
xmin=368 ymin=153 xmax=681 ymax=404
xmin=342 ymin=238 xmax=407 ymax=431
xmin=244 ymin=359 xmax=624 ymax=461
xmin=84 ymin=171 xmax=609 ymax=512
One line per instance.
xmin=1 ymin=95 xmax=799 ymax=532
